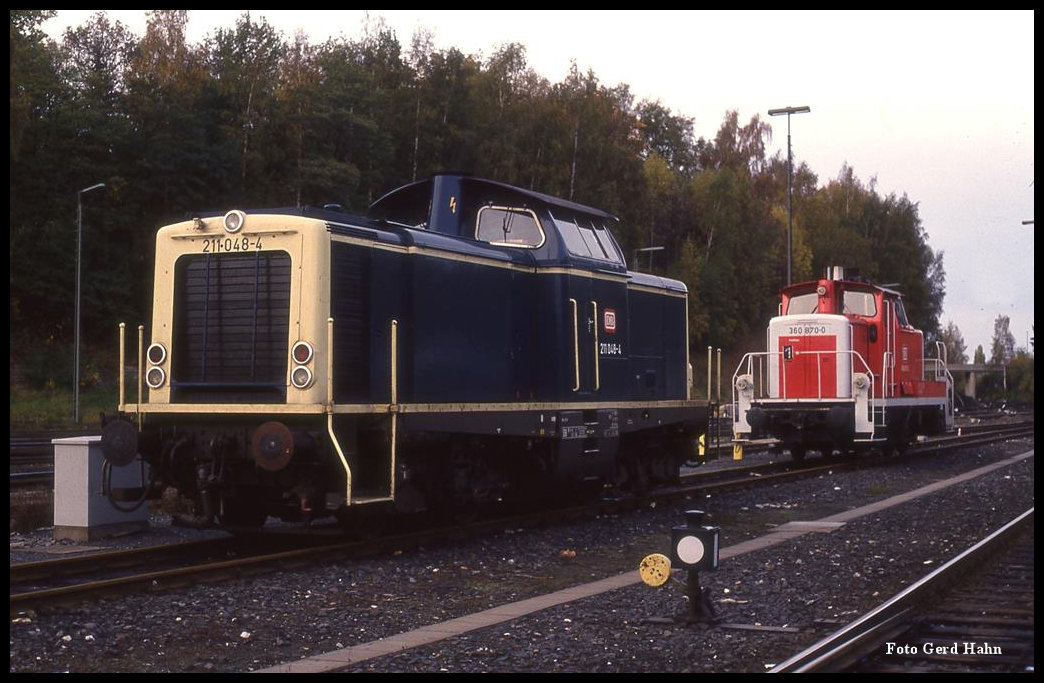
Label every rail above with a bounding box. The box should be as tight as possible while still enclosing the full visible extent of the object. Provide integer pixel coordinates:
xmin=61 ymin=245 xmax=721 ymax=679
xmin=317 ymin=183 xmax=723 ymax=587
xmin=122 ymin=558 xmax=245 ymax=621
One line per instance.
xmin=768 ymin=507 xmax=1035 ymax=673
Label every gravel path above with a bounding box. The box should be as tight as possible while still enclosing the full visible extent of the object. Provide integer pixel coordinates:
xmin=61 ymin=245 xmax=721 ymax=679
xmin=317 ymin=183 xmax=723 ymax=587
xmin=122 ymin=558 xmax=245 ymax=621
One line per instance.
xmin=9 ymin=438 xmax=1034 ymax=673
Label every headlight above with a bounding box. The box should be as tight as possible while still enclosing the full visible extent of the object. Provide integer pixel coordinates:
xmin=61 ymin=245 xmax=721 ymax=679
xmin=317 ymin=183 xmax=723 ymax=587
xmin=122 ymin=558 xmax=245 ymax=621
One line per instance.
xmin=146 ymin=366 xmax=166 ymax=389
xmin=223 ymin=209 xmax=246 ymax=234
xmin=291 ymin=365 xmax=313 ymax=389
xmin=147 ymin=342 xmax=167 ymax=365
xmin=291 ymin=341 xmax=314 ymax=365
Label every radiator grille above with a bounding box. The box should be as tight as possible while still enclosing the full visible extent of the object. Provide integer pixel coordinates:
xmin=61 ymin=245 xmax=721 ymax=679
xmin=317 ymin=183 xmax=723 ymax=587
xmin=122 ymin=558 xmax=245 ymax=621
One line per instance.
xmin=331 ymin=243 xmax=371 ymax=401
xmin=172 ymin=251 xmax=291 ymax=400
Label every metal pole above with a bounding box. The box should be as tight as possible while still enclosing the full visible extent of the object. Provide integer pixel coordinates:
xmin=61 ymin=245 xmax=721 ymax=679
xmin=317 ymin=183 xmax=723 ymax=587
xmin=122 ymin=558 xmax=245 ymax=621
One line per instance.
xmin=716 ymin=348 xmax=722 ymax=404
xmin=75 ymin=194 xmax=82 ymax=423
xmin=768 ymin=107 xmax=810 ymax=286
xmin=786 ymin=119 xmax=792 ymax=285
xmin=74 ymin=183 xmax=105 ymax=424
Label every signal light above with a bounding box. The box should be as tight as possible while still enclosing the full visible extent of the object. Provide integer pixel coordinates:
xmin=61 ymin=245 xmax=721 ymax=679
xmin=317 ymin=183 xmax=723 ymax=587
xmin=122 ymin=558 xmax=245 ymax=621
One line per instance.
xmin=291 ymin=365 xmax=313 ymax=389
xmin=147 ymin=342 xmax=167 ymax=365
xmin=292 ymin=341 xmax=314 ymax=365
xmin=670 ymin=510 xmax=720 ymax=572
xmin=146 ymin=366 xmax=166 ymax=389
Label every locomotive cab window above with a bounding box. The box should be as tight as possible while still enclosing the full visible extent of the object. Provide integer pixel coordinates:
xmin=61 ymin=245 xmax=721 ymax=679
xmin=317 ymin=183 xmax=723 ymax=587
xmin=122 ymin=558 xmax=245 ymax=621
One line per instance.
xmin=786 ymin=292 xmax=818 ymax=315
xmin=893 ymin=298 xmax=911 ymax=327
xmin=842 ymin=290 xmax=877 ymax=317
xmin=475 ymin=205 xmax=545 ymax=248
xmin=552 ymin=213 xmax=624 ymax=264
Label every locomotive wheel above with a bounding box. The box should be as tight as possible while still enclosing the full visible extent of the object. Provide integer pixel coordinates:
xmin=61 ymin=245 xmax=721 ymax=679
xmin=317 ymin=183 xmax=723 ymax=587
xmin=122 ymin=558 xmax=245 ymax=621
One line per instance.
xmin=886 ymin=414 xmax=911 ymax=457
xmin=449 ymin=442 xmax=506 ymax=508
xmin=612 ymin=453 xmax=649 ymax=494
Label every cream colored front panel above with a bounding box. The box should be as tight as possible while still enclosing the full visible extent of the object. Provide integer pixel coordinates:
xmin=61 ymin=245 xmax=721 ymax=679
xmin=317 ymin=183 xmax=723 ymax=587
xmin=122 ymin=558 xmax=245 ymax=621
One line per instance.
xmin=145 ymin=214 xmax=330 ymax=406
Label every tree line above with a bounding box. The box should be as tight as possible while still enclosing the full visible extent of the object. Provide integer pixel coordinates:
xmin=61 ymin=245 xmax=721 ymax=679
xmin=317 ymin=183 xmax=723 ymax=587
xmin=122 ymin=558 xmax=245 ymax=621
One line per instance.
xmin=12 ymin=10 xmax=954 ymax=393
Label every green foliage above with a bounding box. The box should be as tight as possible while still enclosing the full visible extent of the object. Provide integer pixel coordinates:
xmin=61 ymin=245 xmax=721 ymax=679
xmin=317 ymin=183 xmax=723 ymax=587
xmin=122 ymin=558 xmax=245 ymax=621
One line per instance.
xmin=10 ymin=385 xmax=119 ymax=430
xmin=940 ymin=321 xmax=968 ymax=364
xmin=990 ymin=315 xmax=1017 ymax=365
xmin=10 ymin=11 xmax=953 ymax=399
xmin=1006 ymin=351 xmax=1034 ymax=405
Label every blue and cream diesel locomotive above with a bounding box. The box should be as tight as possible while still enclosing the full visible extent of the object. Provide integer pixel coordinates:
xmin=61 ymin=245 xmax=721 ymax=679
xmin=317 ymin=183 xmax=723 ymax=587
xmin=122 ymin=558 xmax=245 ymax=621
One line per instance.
xmin=101 ymin=174 xmax=709 ymax=526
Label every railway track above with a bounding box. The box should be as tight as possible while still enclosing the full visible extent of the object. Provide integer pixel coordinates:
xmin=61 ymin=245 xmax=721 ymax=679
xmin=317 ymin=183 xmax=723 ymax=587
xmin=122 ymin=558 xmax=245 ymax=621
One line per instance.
xmin=769 ymin=508 xmax=1034 ymax=673
xmin=10 ymin=425 xmax=1032 ymax=617
xmin=7 ymin=454 xmax=822 ymax=616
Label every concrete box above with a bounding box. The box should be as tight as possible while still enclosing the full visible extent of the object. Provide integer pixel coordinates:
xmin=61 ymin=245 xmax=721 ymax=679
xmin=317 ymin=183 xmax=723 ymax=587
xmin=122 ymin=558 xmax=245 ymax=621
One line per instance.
xmin=52 ymin=435 xmax=150 ymax=541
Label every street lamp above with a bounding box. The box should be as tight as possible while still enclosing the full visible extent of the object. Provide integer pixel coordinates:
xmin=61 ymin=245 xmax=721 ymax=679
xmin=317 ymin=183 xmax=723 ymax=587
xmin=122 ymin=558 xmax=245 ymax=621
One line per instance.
xmin=768 ymin=105 xmax=810 ymax=285
xmin=75 ymin=182 xmax=106 ymax=424
xmin=633 ymin=245 xmax=665 ymax=271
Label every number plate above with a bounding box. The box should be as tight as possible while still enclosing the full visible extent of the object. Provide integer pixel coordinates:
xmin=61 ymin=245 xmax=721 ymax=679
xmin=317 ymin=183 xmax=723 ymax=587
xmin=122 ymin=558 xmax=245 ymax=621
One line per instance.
xmin=201 ymin=235 xmax=264 ymax=253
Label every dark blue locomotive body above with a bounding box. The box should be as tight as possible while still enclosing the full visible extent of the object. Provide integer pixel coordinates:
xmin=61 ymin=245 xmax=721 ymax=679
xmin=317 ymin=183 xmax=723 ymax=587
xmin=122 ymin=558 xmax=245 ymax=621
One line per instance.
xmin=102 ymin=174 xmax=707 ymax=526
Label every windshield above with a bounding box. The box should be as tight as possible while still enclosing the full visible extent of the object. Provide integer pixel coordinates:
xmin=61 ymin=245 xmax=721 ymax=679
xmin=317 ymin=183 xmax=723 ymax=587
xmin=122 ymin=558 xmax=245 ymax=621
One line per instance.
xmin=475 ymin=206 xmax=545 ymax=248
xmin=786 ymin=292 xmax=818 ymax=315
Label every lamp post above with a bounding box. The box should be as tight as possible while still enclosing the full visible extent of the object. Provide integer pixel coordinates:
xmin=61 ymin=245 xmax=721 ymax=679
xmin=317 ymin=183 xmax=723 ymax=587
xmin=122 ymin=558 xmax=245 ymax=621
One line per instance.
xmin=768 ymin=105 xmax=810 ymax=285
xmin=75 ymin=182 xmax=106 ymax=424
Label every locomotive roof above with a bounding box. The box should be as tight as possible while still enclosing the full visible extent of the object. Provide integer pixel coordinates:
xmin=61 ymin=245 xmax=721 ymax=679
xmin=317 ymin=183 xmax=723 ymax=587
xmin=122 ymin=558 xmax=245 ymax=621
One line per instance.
xmin=786 ymin=273 xmax=904 ymax=299
xmin=369 ymin=174 xmax=618 ymax=221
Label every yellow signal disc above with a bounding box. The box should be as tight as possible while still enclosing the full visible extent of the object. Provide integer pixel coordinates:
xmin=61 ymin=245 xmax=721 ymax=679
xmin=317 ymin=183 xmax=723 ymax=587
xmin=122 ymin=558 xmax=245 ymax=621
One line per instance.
xmin=639 ymin=553 xmax=672 ymax=587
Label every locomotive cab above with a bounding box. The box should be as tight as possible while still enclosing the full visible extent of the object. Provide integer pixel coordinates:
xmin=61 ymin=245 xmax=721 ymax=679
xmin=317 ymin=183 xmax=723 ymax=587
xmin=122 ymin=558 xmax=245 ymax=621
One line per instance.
xmin=732 ymin=267 xmax=953 ymax=459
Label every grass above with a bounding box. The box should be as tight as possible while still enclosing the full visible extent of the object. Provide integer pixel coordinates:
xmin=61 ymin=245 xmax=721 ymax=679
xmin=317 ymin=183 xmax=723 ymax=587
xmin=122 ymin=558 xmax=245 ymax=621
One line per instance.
xmin=10 ymin=383 xmax=121 ymax=533
xmin=10 ymin=386 xmax=121 ymax=432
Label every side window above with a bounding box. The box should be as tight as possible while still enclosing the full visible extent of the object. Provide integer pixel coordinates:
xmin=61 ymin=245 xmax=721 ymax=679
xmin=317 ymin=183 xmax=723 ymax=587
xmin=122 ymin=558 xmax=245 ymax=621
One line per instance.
xmin=554 ymin=217 xmax=592 ymax=257
xmin=843 ymin=290 xmax=877 ymax=317
xmin=552 ymin=213 xmax=624 ymax=264
xmin=577 ymin=221 xmax=607 ymax=259
xmin=475 ymin=206 xmax=545 ymax=248
xmin=893 ymin=299 xmax=910 ymax=327
xmin=590 ymin=222 xmax=623 ymax=263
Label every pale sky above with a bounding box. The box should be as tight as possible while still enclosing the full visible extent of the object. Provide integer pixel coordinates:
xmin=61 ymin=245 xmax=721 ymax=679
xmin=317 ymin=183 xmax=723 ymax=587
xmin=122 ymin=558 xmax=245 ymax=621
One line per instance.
xmin=41 ymin=10 xmax=1034 ymax=356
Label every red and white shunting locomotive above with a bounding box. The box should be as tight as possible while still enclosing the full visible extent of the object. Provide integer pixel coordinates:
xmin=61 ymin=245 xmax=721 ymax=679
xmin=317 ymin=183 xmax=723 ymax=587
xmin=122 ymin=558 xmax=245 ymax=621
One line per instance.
xmin=732 ymin=267 xmax=954 ymax=459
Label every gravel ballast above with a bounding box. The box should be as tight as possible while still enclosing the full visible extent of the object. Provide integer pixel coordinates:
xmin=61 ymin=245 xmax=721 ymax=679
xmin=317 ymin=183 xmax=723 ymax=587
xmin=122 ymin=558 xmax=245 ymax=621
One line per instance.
xmin=9 ymin=438 xmax=1034 ymax=673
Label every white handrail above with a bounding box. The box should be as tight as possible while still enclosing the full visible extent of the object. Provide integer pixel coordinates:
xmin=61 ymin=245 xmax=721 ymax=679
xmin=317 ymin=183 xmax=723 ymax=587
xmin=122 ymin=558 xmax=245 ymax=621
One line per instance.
xmin=731 ymin=349 xmax=877 ymax=434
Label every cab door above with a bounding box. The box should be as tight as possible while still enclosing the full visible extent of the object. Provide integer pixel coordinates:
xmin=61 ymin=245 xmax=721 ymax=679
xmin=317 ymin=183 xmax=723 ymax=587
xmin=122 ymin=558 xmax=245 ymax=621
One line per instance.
xmin=555 ymin=215 xmax=629 ymax=398
xmin=567 ymin=274 xmax=598 ymax=396
xmin=882 ymin=296 xmax=899 ymax=397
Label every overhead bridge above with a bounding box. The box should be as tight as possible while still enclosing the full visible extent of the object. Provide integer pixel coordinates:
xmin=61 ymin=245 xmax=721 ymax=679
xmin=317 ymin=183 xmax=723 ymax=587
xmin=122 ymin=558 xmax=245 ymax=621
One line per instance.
xmin=947 ymin=363 xmax=1006 ymax=399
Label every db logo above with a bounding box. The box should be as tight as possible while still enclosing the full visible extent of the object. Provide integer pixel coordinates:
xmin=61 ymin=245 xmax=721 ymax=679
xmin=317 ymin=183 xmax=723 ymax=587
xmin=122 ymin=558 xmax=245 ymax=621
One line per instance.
xmin=603 ymin=309 xmax=617 ymax=334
